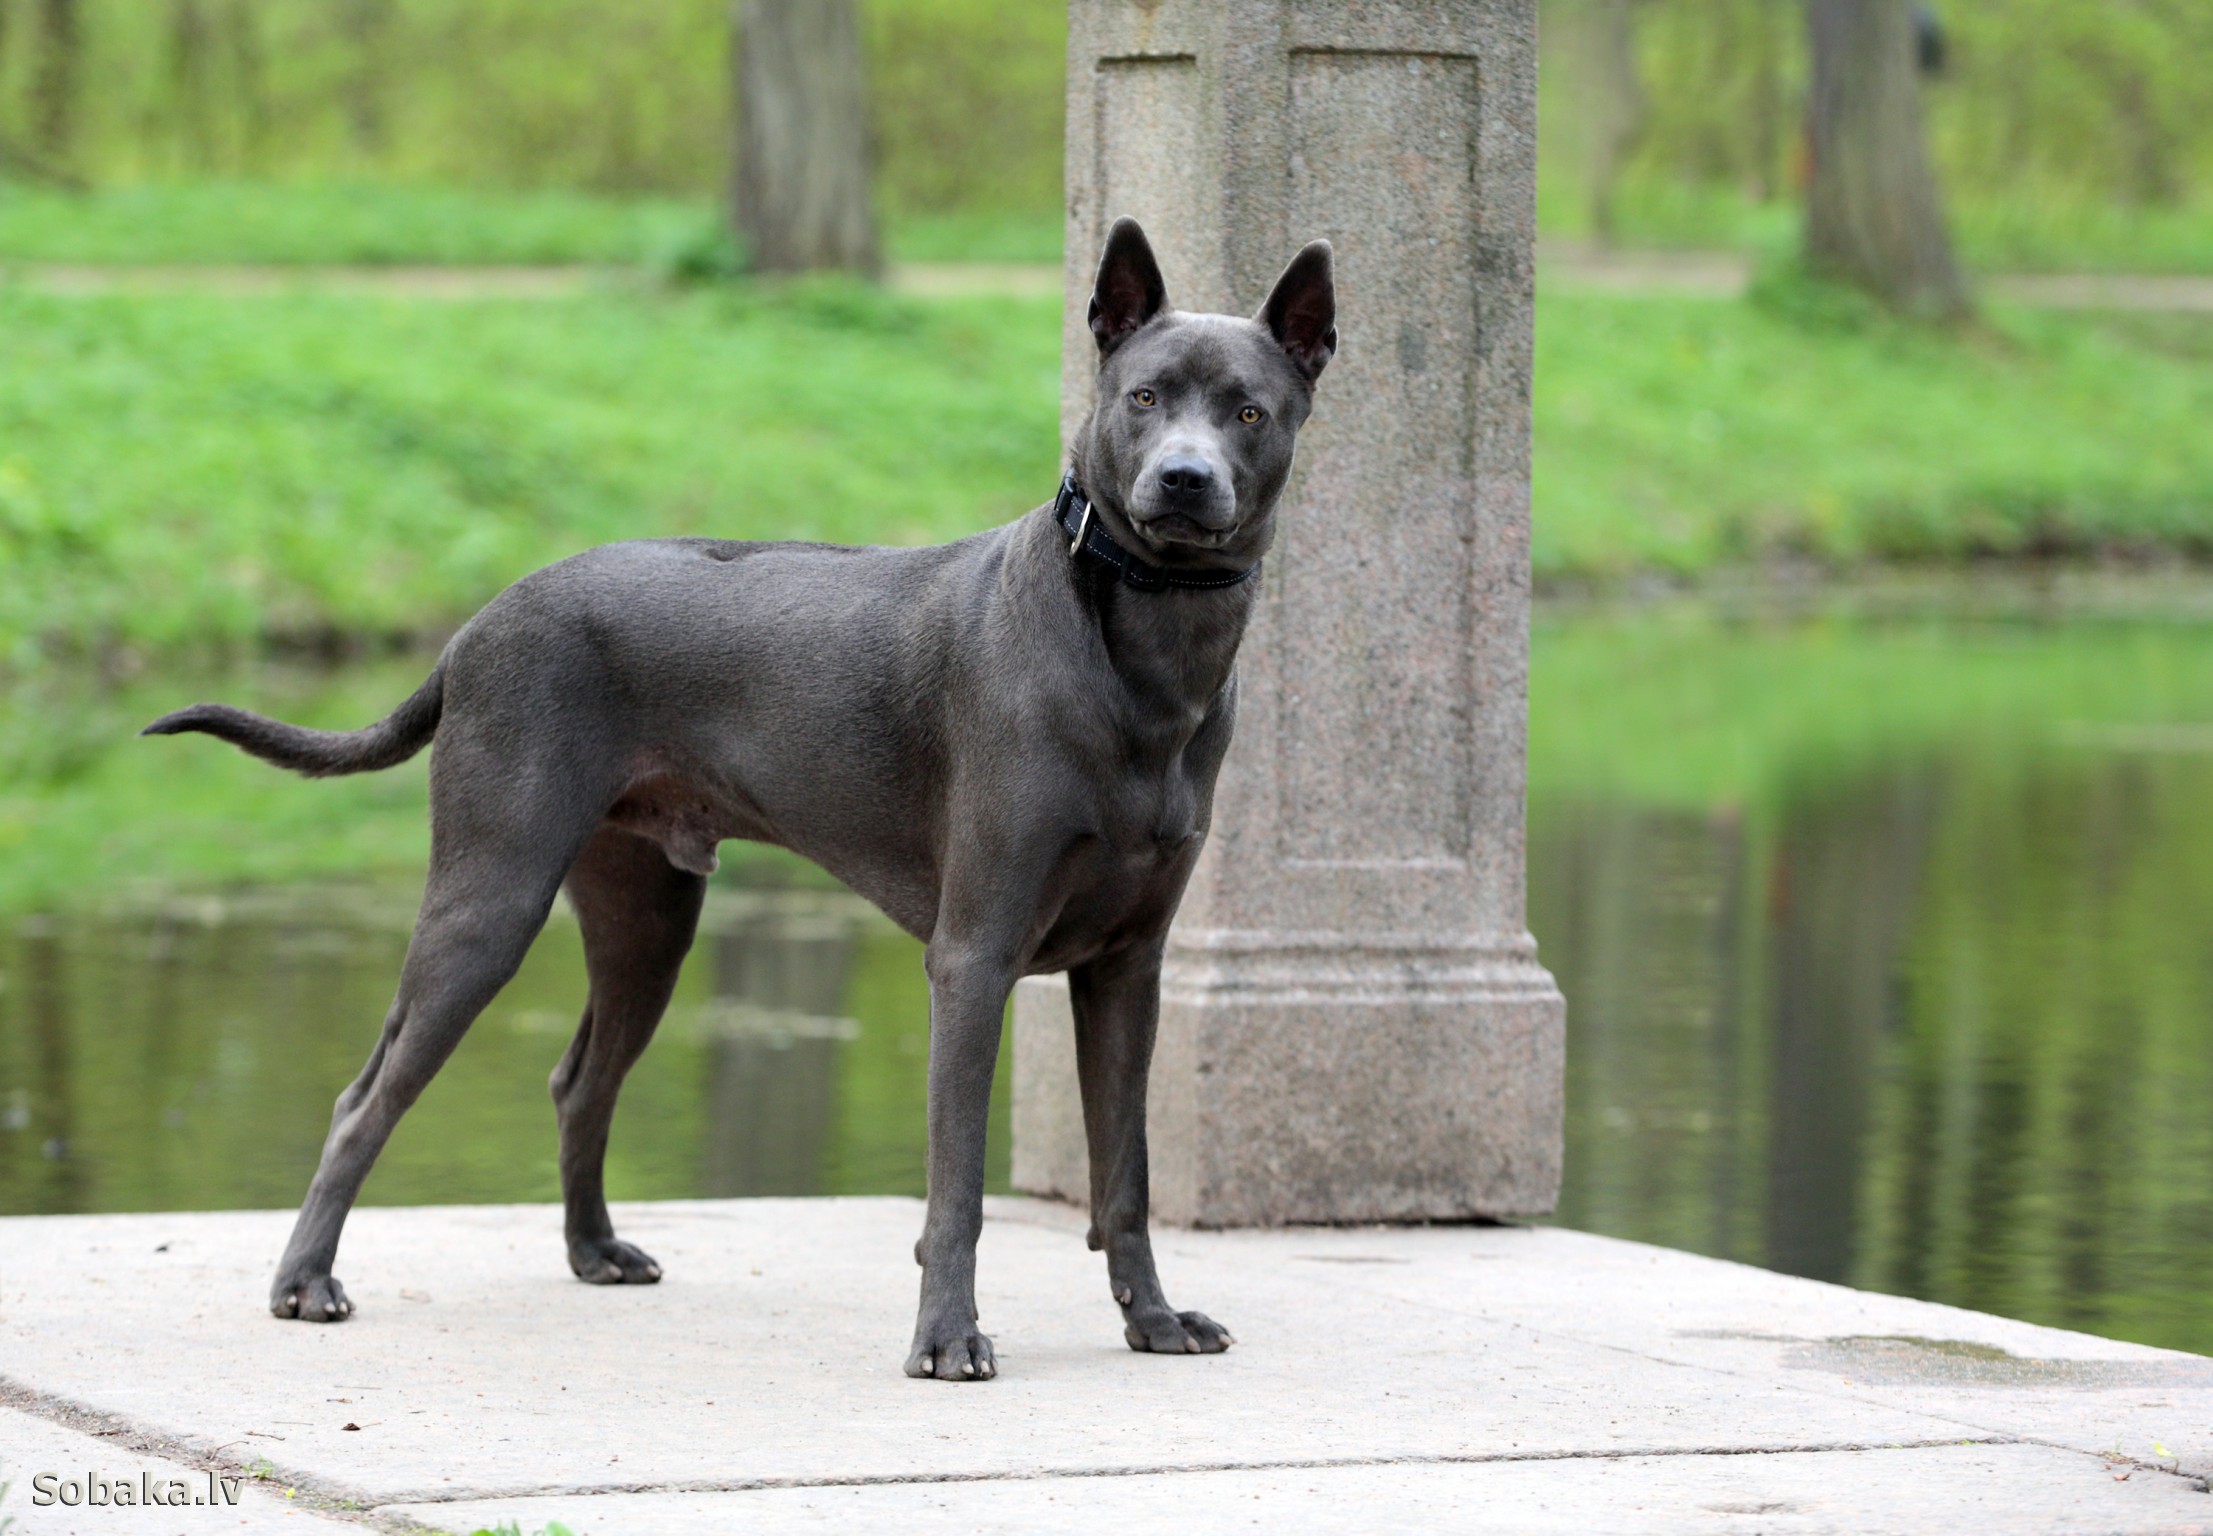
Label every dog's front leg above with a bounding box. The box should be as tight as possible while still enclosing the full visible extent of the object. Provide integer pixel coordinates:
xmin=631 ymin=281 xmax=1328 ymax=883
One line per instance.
xmin=1071 ymin=944 xmax=1233 ymax=1355
xmin=904 ymin=934 xmax=1017 ymax=1381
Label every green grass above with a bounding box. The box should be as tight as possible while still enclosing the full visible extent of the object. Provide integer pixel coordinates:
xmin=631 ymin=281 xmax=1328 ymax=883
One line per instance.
xmin=0 ymin=282 xmax=1063 ymax=666
xmin=0 ymin=181 xmax=1062 ymax=268
xmin=1532 ymin=293 xmax=2213 ymax=579
xmin=884 ymin=210 xmax=1061 ymax=264
xmin=0 ymin=181 xmax=713 ymax=266
xmin=2 ymin=280 xmax=2210 ymax=669
xmin=1539 ymin=176 xmax=2213 ymax=277
xmin=0 ymin=657 xmax=437 ymax=913
xmin=0 ymin=652 xmax=836 ymax=916
xmin=8 ymin=177 xmax=2207 ymax=276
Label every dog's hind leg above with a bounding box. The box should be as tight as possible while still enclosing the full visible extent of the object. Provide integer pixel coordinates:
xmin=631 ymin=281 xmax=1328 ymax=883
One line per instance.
xmin=551 ymin=826 xmax=707 ymax=1285
xmin=269 ymin=774 xmax=601 ymax=1322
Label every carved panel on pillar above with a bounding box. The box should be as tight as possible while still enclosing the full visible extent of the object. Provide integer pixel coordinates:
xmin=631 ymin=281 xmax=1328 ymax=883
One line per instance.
xmin=1280 ymin=51 xmax=1479 ymax=870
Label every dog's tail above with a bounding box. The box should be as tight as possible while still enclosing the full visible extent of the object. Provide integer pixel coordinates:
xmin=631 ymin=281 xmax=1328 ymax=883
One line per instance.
xmin=141 ymin=665 xmax=445 ymax=779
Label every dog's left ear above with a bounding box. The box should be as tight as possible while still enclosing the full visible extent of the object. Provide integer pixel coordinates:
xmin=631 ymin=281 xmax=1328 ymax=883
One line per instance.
xmin=1258 ymin=240 xmax=1337 ymax=383
xmin=1089 ymin=217 xmax=1169 ymax=356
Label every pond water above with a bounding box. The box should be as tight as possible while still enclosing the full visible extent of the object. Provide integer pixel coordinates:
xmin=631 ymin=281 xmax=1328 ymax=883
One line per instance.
xmin=5 ymin=596 xmax=2213 ymax=1356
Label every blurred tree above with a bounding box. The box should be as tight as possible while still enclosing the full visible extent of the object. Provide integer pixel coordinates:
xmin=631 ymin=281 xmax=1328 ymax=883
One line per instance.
xmin=1746 ymin=0 xmax=1787 ymax=202
xmin=31 ymin=0 xmax=78 ymax=161
xmin=867 ymin=0 xmax=1063 ymax=220
xmin=1803 ymin=0 xmax=1967 ymax=318
xmin=225 ymin=0 xmax=267 ymax=172
xmin=340 ymin=0 xmax=393 ymax=160
xmin=167 ymin=0 xmax=214 ymax=172
xmin=0 ymin=0 xmax=81 ymax=187
xmin=1585 ymin=0 xmax=1650 ymax=245
xmin=731 ymin=0 xmax=878 ymax=276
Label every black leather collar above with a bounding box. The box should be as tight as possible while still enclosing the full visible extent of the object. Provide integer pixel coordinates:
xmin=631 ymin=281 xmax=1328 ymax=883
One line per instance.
xmin=1053 ymin=474 xmax=1258 ymax=593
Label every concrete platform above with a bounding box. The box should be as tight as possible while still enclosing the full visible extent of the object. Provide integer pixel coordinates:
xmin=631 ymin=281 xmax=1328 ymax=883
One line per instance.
xmin=2 ymin=1197 xmax=2210 ymax=1533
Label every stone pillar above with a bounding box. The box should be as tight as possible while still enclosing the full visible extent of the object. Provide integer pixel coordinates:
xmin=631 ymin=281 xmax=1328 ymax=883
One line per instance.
xmin=1012 ymin=0 xmax=1564 ymax=1225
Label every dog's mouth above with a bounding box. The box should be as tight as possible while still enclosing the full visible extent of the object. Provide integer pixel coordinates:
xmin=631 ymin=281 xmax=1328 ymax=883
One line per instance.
xmin=1130 ymin=511 xmax=1237 ymax=551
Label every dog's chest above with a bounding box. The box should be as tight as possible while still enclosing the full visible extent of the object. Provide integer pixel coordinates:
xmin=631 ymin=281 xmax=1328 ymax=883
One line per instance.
xmin=1054 ymin=759 xmax=1208 ymax=930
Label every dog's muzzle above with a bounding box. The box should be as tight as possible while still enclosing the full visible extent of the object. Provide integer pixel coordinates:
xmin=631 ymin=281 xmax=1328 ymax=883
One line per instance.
xmin=1132 ymin=455 xmax=1237 ymax=544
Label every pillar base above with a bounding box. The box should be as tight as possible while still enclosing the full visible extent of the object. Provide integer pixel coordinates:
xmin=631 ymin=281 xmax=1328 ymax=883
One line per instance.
xmin=1010 ymin=936 xmax=1564 ymax=1228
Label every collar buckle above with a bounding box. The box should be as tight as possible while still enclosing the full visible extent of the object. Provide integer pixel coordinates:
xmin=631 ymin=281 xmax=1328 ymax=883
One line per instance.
xmin=1052 ymin=473 xmax=1257 ymax=593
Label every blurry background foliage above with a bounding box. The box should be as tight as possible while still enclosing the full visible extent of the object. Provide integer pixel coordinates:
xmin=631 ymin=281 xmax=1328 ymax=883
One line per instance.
xmin=1542 ymin=0 xmax=2213 ymax=270
xmin=0 ymin=0 xmax=1063 ymax=234
xmin=0 ymin=0 xmax=2206 ymax=268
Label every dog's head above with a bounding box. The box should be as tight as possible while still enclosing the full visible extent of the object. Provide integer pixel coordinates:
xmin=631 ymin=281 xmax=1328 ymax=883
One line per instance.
xmin=1073 ymin=217 xmax=1335 ymax=572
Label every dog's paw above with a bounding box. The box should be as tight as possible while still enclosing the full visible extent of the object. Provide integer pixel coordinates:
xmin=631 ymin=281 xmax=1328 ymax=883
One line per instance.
xmin=271 ymin=1273 xmax=354 ymax=1323
xmin=569 ymin=1237 xmax=662 ymax=1285
xmin=904 ymin=1324 xmax=998 ymax=1382
xmin=1125 ymin=1307 xmax=1233 ymax=1355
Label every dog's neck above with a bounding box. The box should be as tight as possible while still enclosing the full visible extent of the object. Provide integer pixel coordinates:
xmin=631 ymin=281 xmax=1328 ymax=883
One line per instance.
xmin=1032 ymin=486 xmax=1259 ymax=729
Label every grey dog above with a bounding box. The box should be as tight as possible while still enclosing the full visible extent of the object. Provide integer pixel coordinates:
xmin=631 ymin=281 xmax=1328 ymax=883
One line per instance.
xmin=145 ymin=217 xmax=1336 ymax=1381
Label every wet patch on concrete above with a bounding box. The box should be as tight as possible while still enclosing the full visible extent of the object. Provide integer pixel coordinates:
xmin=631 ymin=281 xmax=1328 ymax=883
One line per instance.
xmin=1783 ymin=1336 xmax=2213 ymax=1391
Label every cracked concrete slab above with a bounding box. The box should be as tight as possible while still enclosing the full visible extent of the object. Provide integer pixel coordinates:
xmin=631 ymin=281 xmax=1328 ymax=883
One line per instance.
xmin=2 ymin=1197 xmax=2209 ymax=1534
xmin=0 ymin=1406 xmax=354 ymax=1534
xmin=394 ymin=1444 xmax=2213 ymax=1536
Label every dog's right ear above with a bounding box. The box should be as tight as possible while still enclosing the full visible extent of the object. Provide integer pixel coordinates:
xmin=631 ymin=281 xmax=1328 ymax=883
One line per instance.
xmin=1088 ymin=217 xmax=1169 ymax=356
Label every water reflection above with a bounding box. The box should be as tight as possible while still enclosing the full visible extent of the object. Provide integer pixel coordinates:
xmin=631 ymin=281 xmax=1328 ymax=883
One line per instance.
xmin=699 ymin=921 xmax=855 ymax=1197
xmin=1536 ymin=739 xmax=2213 ymax=1355
xmin=0 ymin=884 xmax=999 ymax=1219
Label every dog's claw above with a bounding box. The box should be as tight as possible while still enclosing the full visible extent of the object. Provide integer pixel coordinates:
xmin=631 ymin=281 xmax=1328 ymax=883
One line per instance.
xmin=905 ymin=1323 xmax=997 ymax=1383
xmin=1124 ymin=1307 xmax=1233 ymax=1356
xmin=270 ymin=1273 xmax=351 ymax=1323
xmin=569 ymin=1237 xmax=663 ymax=1286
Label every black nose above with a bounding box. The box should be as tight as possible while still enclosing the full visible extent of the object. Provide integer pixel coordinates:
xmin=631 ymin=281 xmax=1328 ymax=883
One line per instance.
xmin=1158 ymin=456 xmax=1214 ymax=499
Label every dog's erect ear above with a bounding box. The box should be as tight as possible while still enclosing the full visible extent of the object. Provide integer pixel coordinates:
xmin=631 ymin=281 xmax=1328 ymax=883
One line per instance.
xmin=1258 ymin=239 xmax=1337 ymax=383
xmin=1089 ymin=217 xmax=1169 ymax=355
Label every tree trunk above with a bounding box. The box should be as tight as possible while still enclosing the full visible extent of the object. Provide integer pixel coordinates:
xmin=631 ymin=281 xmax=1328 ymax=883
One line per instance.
xmin=0 ymin=0 xmax=88 ymax=192
xmin=31 ymin=0 xmax=79 ymax=161
xmin=1802 ymin=0 xmax=1968 ymax=319
xmin=1584 ymin=0 xmax=1648 ymax=247
xmin=730 ymin=0 xmax=879 ymax=277
xmin=227 ymin=0 xmax=268 ymax=173
xmin=339 ymin=0 xmax=393 ymax=159
xmin=169 ymin=0 xmax=215 ymax=173
xmin=1748 ymin=0 xmax=1785 ymax=202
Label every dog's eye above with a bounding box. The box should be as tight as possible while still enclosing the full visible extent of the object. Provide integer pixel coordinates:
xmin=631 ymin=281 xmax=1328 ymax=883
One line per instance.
xmin=1239 ymin=405 xmax=1264 ymax=424
xmin=1132 ymin=388 xmax=1157 ymax=408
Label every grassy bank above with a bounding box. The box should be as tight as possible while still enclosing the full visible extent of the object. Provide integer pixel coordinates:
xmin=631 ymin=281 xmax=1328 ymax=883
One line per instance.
xmin=1533 ymin=294 xmax=2213 ymax=580
xmin=0 ymin=182 xmax=1064 ymax=267
xmin=13 ymin=178 xmax=2213 ymax=275
xmin=1538 ymin=176 xmax=2213 ymax=278
xmin=6 ymin=283 xmax=2213 ymax=667
xmin=0 ymin=282 xmax=1064 ymax=666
